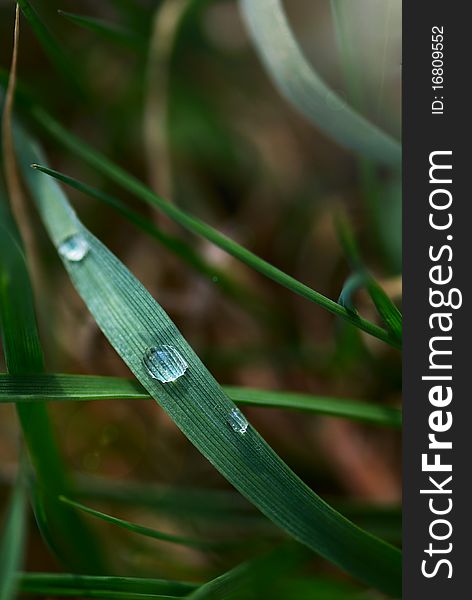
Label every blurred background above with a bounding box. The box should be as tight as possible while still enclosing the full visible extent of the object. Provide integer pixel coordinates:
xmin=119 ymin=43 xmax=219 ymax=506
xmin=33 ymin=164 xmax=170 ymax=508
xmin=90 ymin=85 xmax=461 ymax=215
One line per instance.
xmin=0 ymin=0 xmax=401 ymax=587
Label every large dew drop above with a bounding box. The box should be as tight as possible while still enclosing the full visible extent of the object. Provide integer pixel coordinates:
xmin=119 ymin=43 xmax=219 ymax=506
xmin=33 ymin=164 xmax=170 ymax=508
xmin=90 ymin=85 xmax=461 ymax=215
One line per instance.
xmin=58 ymin=234 xmax=90 ymax=262
xmin=143 ymin=345 xmax=188 ymax=383
xmin=228 ymin=408 xmax=248 ymax=435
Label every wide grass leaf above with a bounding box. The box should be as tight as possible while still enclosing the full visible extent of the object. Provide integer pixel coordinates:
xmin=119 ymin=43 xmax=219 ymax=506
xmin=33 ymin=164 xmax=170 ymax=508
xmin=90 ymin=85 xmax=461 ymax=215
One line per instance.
xmin=0 ymin=374 xmax=401 ymax=428
xmin=238 ymin=0 xmax=401 ymax=166
xmin=12 ymin=125 xmax=401 ymax=596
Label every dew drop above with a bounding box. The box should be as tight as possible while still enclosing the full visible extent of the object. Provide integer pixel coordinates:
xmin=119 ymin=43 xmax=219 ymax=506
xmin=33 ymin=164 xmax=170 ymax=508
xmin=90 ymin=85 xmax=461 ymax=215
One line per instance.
xmin=228 ymin=408 xmax=248 ymax=434
xmin=58 ymin=234 xmax=90 ymax=262
xmin=143 ymin=345 xmax=188 ymax=383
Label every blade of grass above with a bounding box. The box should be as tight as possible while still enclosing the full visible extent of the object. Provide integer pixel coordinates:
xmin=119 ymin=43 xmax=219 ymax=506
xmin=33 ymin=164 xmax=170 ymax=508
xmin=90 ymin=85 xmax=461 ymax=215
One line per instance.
xmin=0 ymin=373 xmax=401 ymax=428
xmin=59 ymin=496 xmax=226 ymax=550
xmin=0 ymin=45 xmax=400 ymax=346
xmin=0 ymin=469 xmax=401 ymax=541
xmin=224 ymin=386 xmax=401 ymax=428
xmin=21 ymin=171 xmax=277 ymax=326
xmin=329 ymin=0 xmax=363 ymax=111
xmin=335 ymin=213 xmax=402 ymax=343
xmin=338 ymin=273 xmax=365 ymax=313
xmin=76 ymin=478 xmax=401 ymax=542
xmin=17 ymin=0 xmax=85 ymax=100
xmin=186 ymin=543 xmax=309 ymax=600
xmin=23 ymin=117 xmax=399 ymax=348
xmin=72 ymin=476 xmax=401 ymax=542
xmin=13 ymin=125 xmax=401 ymax=596
xmin=0 ymin=462 xmax=27 ymax=600
xmin=0 ymin=189 xmax=104 ymax=573
xmin=143 ymin=0 xmax=191 ymax=198
xmin=17 ymin=573 xmax=196 ymax=598
xmin=329 ymin=1 xmax=402 ymax=273
xmin=57 ymin=10 xmax=146 ymax=52
xmin=238 ymin=0 xmax=401 ymax=166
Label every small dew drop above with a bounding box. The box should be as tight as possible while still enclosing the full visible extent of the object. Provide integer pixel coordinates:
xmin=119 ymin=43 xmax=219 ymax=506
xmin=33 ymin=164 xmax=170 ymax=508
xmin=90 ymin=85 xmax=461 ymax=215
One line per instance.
xmin=228 ymin=408 xmax=248 ymax=435
xmin=143 ymin=345 xmax=188 ymax=383
xmin=58 ymin=234 xmax=89 ymax=262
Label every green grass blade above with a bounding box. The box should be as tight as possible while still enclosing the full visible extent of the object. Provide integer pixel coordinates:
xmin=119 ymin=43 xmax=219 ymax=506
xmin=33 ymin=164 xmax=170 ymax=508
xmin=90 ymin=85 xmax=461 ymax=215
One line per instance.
xmin=336 ymin=213 xmax=402 ymax=342
xmin=17 ymin=573 xmax=195 ymax=598
xmin=186 ymin=544 xmax=308 ymax=600
xmin=0 ymin=374 xmax=401 ymax=428
xmin=238 ymin=0 xmax=401 ymax=166
xmin=16 ymin=0 xmax=85 ymax=100
xmin=24 ymin=107 xmax=399 ymax=348
xmin=60 ymin=496 xmax=223 ymax=549
xmin=23 ymin=169 xmax=275 ymax=325
xmin=58 ymin=11 xmax=146 ymax=52
xmin=223 ymin=386 xmax=401 ymax=428
xmin=72 ymin=476 xmax=401 ymax=542
xmin=0 ymin=464 xmax=27 ymax=600
xmin=364 ymin=278 xmax=402 ymax=344
xmin=13 ymin=128 xmax=401 ymax=596
xmin=0 ymin=189 xmax=105 ymax=573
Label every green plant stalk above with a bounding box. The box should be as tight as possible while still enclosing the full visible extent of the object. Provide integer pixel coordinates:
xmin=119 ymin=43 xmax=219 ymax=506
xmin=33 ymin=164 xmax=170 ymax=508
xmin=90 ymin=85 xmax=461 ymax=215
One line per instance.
xmin=26 ymin=107 xmax=399 ymax=348
xmin=60 ymin=496 xmax=228 ymax=549
xmin=0 ymin=373 xmax=401 ymax=428
xmin=335 ymin=212 xmax=402 ymax=343
xmin=0 ymin=194 xmax=105 ymax=574
xmin=23 ymin=170 xmax=279 ymax=327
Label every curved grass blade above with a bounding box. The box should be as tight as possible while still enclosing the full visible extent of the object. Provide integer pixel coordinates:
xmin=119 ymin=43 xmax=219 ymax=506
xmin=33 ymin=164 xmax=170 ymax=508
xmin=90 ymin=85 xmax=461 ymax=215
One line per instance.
xmin=13 ymin=129 xmax=401 ymax=596
xmin=365 ymin=278 xmax=402 ymax=344
xmin=17 ymin=0 xmax=85 ymax=100
xmin=338 ymin=273 xmax=365 ymax=313
xmin=0 ymin=463 xmax=27 ymax=600
xmin=336 ymin=213 xmax=402 ymax=343
xmin=58 ymin=11 xmax=146 ymax=52
xmin=238 ymin=0 xmax=401 ymax=166
xmin=0 ymin=374 xmax=401 ymax=428
xmin=17 ymin=573 xmax=196 ymax=598
xmin=60 ymin=496 xmax=223 ymax=549
xmin=187 ymin=543 xmax=306 ymax=600
xmin=24 ymin=115 xmax=399 ymax=348
xmin=22 ymin=171 xmax=276 ymax=326
xmin=0 ymin=189 xmax=105 ymax=573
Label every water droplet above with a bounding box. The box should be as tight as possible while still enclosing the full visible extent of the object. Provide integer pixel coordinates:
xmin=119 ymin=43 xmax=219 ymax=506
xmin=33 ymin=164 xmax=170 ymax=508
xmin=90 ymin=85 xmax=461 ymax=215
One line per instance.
xmin=228 ymin=408 xmax=248 ymax=434
xmin=143 ymin=345 xmax=188 ymax=383
xmin=58 ymin=234 xmax=89 ymax=262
